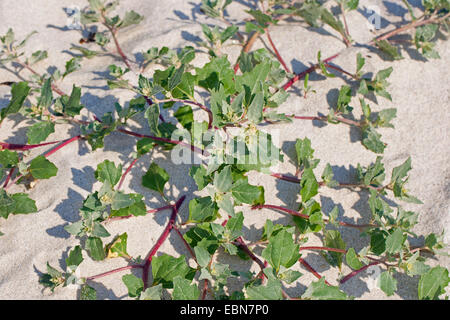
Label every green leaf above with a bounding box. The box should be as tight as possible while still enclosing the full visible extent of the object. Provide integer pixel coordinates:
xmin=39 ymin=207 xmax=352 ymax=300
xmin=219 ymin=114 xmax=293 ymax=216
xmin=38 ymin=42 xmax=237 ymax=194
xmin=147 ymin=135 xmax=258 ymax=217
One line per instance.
xmin=145 ymin=104 xmax=161 ymax=136
xmin=10 ymin=193 xmax=37 ymax=214
xmin=375 ymin=40 xmax=403 ymax=60
xmin=188 ymin=196 xmax=219 ymax=223
xmin=142 ymin=163 xmax=169 ymax=195
xmin=38 ymin=78 xmax=53 ymax=108
xmin=278 ymin=269 xmax=303 ymax=284
xmin=28 ymin=50 xmax=48 ymax=65
xmin=295 ymin=137 xmax=317 ymax=169
xmin=322 ymin=230 xmax=346 ymax=268
xmin=194 ymin=246 xmax=211 ymax=268
xmin=122 ymin=274 xmax=144 ymax=298
xmin=110 ymin=192 xmax=134 ymax=210
xmin=356 ymin=52 xmax=365 ymax=74
xmin=1 ymin=82 xmax=30 ymax=121
xmin=95 ymin=160 xmax=122 ymax=187
xmin=320 ymin=9 xmax=345 ymax=37
xmin=189 ymin=166 xmax=211 ymax=190
xmin=321 ymin=163 xmax=338 ymax=187
xmin=376 ymin=67 xmax=393 ymax=81
xmin=196 ymin=56 xmax=235 ymax=94
xmin=362 ymin=126 xmax=386 ymax=153
xmin=375 ymin=108 xmax=397 ymax=128
xmin=220 ymin=25 xmax=238 ymax=43
xmin=105 ymin=233 xmax=129 ymax=259
xmin=172 ymin=276 xmax=200 ymax=300
xmin=378 ymin=271 xmax=397 ymax=296
xmin=27 ymin=122 xmax=55 ymax=145
xmin=385 ymin=228 xmax=404 ymax=254
xmin=140 ymin=284 xmax=163 ymax=300
xmin=66 ymin=245 xmax=83 ymax=271
xmin=391 ymin=157 xmax=411 ymax=184
xmin=136 ymin=138 xmax=154 ymax=157
xmin=261 ymin=229 xmax=300 ymax=272
xmin=85 ymin=236 xmax=105 ymax=261
xmin=213 ymin=165 xmax=232 ymax=193
xmin=302 ymin=278 xmax=348 ymax=300
xmin=358 ymin=156 xmax=385 ymax=186
xmin=336 ymin=85 xmax=352 ymax=113
xmin=300 ymin=168 xmax=319 ymax=202
xmin=110 ymin=193 xmax=147 ymax=217
xmin=247 ymin=91 xmax=264 ymax=124
xmin=225 ymin=212 xmax=244 ymax=240
xmin=0 ymin=150 xmax=19 ymax=167
xmin=63 ymin=85 xmax=84 ymax=116
xmin=346 ymin=248 xmax=363 ymax=270
xmin=231 ymin=179 xmax=264 ymax=205
xmin=174 ymin=105 xmax=193 ymax=130
xmin=29 ymin=155 xmax=58 ymax=179
xmin=0 ymin=190 xmax=14 ymax=219
xmin=118 ymin=10 xmax=144 ymax=29
xmin=168 ymin=64 xmax=185 ymax=91
xmin=418 ymin=266 xmax=450 ymax=300
xmin=63 ymin=57 xmax=81 ymax=78
xmin=152 ymin=254 xmax=192 ymax=288
xmin=80 ymin=284 xmax=97 ymax=300
xmin=343 ymin=0 xmax=359 ymax=11
xmin=370 ymin=230 xmax=387 ymax=255
xmin=246 ymin=278 xmax=283 ymax=300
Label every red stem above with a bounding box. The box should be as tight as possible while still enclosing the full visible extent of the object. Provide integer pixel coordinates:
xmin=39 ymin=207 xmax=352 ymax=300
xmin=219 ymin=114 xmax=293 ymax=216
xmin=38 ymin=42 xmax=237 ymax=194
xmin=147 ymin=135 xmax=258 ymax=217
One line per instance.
xmin=173 ymin=225 xmax=197 ymax=262
xmin=201 ymin=279 xmax=209 ymax=300
xmin=142 ymin=195 xmax=186 ymax=289
xmin=117 ymin=158 xmax=138 ymax=190
xmin=252 ymin=204 xmax=310 ymax=220
xmin=266 ymin=28 xmax=290 ymax=73
xmin=233 ymin=237 xmax=266 ymax=270
xmin=323 ymin=63 xmax=355 ymax=79
xmin=0 ymin=140 xmax=62 ymax=151
xmin=298 ymin=258 xmax=331 ymax=285
xmin=43 ymin=135 xmax=81 ymax=158
xmin=340 ymin=261 xmax=381 ymax=284
xmin=3 ymin=167 xmax=15 ymax=188
xmin=105 ymin=204 xmax=173 ymax=223
xmin=86 ymin=265 xmax=143 ymax=281
xmin=107 ymin=26 xmax=132 ymax=70
xmin=282 ymin=53 xmax=340 ymax=91
xmin=252 ymin=204 xmax=377 ymax=230
xmin=299 ymin=246 xmax=347 ymax=254
xmin=116 ymin=128 xmax=208 ymax=156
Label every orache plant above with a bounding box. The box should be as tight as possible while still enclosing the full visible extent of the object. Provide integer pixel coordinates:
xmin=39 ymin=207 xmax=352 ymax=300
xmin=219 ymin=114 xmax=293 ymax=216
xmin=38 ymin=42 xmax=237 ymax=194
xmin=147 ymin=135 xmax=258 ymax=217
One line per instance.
xmin=0 ymin=0 xmax=449 ymax=300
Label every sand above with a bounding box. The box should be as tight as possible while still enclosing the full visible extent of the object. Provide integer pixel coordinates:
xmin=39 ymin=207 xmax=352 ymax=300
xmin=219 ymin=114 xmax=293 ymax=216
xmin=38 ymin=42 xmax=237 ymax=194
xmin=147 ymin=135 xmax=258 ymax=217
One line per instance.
xmin=0 ymin=0 xmax=449 ymax=300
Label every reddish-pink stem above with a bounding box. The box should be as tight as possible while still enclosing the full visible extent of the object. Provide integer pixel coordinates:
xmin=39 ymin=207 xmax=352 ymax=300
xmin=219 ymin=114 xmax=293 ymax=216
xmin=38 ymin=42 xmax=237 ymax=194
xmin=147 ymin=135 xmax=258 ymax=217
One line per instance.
xmin=142 ymin=195 xmax=186 ymax=289
xmin=299 ymin=246 xmax=347 ymax=254
xmin=116 ymin=128 xmax=208 ymax=156
xmin=117 ymin=158 xmax=138 ymax=190
xmin=252 ymin=203 xmax=377 ymax=230
xmin=4 ymin=135 xmax=81 ymax=191
xmin=0 ymin=140 xmax=62 ymax=151
xmin=282 ymin=53 xmax=340 ymax=91
xmin=340 ymin=261 xmax=381 ymax=284
xmin=3 ymin=166 xmax=15 ymax=188
xmin=105 ymin=204 xmax=173 ymax=223
xmin=173 ymin=225 xmax=197 ymax=262
xmin=233 ymin=237 xmax=266 ymax=270
xmin=86 ymin=265 xmax=143 ymax=281
xmin=323 ymin=63 xmax=356 ymax=79
xmin=299 ymin=258 xmax=331 ymax=286
xmin=266 ymin=28 xmax=290 ymax=73
xmin=252 ymin=204 xmax=310 ymax=220
xmin=43 ymin=135 xmax=81 ymax=158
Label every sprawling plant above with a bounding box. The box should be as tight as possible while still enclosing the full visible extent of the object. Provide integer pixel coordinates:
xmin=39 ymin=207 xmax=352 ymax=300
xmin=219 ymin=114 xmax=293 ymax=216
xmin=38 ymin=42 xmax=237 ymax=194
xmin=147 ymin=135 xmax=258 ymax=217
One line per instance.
xmin=0 ymin=0 xmax=449 ymax=300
